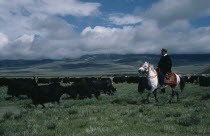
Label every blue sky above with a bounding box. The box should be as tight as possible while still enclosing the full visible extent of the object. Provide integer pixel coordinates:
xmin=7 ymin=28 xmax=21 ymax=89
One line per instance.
xmin=191 ymin=15 xmax=210 ymax=28
xmin=0 ymin=0 xmax=210 ymax=59
xmin=60 ymin=0 xmax=159 ymax=31
xmin=61 ymin=0 xmax=210 ymax=30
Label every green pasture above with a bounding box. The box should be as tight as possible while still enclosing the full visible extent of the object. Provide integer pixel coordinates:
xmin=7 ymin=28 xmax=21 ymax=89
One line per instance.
xmin=0 ymin=83 xmax=210 ymax=136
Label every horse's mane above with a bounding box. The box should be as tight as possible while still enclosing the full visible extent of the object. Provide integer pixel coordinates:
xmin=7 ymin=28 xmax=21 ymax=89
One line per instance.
xmin=149 ymin=64 xmax=157 ymax=73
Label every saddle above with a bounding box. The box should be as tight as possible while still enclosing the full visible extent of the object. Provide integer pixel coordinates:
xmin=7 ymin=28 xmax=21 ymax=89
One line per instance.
xmin=164 ymin=73 xmax=177 ymax=86
xmin=156 ymin=68 xmax=177 ymax=86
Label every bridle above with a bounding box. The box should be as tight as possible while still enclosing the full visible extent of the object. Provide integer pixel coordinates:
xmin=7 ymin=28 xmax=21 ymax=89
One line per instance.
xmin=139 ymin=64 xmax=157 ymax=79
xmin=139 ymin=64 xmax=149 ymax=71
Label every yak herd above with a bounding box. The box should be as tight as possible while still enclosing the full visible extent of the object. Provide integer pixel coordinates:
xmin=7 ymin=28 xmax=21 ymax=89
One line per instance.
xmin=182 ymin=75 xmax=210 ymax=87
xmin=1 ymin=77 xmax=116 ymax=107
xmin=0 ymin=75 xmax=209 ymax=107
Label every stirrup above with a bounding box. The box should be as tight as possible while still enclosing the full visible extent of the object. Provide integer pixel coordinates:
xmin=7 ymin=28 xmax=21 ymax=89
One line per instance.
xmin=160 ymin=85 xmax=168 ymax=89
xmin=160 ymin=85 xmax=167 ymax=89
xmin=160 ymin=86 xmax=164 ymax=89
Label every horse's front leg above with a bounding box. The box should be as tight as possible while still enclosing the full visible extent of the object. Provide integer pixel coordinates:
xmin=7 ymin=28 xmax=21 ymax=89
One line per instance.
xmin=153 ymin=89 xmax=159 ymax=104
xmin=145 ymin=91 xmax=152 ymax=104
xmin=145 ymin=88 xmax=156 ymax=104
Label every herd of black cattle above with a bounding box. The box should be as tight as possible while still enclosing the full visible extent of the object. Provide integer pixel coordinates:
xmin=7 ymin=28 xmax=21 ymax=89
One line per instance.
xmin=0 ymin=75 xmax=209 ymax=107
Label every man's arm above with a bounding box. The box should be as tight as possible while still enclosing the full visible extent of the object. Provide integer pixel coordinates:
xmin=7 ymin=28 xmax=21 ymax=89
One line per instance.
xmin=166 ymin=56 xmax=172 ymax=71
xmin=167 ymin=56 xmax=172 ymax=67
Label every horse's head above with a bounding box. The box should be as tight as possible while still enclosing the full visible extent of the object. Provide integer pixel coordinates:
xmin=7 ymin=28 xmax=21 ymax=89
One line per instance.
xmin=138 ymin=61 xmax=150 ymax=74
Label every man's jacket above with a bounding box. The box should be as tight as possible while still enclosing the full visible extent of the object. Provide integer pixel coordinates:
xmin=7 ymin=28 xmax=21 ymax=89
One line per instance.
xmin=158 ymin=55 xmax=172 ymax=73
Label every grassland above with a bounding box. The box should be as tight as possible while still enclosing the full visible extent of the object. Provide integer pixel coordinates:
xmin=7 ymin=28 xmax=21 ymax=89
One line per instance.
xmin=0 ymin=83 xmax=210 ymax=136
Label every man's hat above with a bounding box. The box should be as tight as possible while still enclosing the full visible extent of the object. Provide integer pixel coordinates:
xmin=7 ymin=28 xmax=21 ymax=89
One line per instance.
xmin=161 ymin=48 xmax=167 ymax=53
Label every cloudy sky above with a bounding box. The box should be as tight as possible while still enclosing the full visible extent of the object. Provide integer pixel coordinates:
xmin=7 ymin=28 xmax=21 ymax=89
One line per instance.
xmin=0 ymin=0 xmax=210 ymax=59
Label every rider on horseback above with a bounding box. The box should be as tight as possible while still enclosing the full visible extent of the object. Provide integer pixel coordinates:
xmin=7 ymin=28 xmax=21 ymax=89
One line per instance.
xmin=157 ymin=48 xmax=172 ymax=89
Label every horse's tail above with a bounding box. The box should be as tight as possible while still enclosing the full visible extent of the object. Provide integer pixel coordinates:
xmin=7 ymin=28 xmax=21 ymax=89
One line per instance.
xmin=180 ymin=76 xmax=186 ymax=92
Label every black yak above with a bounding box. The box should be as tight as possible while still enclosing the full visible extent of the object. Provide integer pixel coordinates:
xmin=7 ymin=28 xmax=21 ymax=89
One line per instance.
xmin=7 ymin=78 xmax=37 ymax=98
xmin=0 ymin=78 xmax=10 ymax=87
xmin=31 ymin=83 xmax=65 ymax=107
xmin=90 ymin=78 xmax=116 ymax=95
xmin=65 ymin=79 xmax=100 ymax=99
xmin=37 ymin=78 xmax=50 ymax=84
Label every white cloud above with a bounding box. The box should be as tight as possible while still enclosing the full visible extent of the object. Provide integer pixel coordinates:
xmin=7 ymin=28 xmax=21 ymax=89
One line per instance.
xmin=0 ymin=0 xmax=101 ymax=59
xmin=1 ymin=18 xmax=210 ymax=59
xmin=164 ymin=20 xmax=191 ymax=32
xmin=147 ymin=0 xmax=210 ymax=24
xmin=15 ymin=34 xmax=34 ymax=43
xmin=0 ymin=0 xmax=100 ymax=39
xmin=80 ymin=27 xmax=133 ymax=55
xmin=0 ymin=0 xmax=210 ymax=59
xmin=0 ymin=0 xmax=101 ymax=17
xmin=0 ymin=32 xmax=8 ymax=48
xmin=109 ymin=14 xmax=142 ymax=25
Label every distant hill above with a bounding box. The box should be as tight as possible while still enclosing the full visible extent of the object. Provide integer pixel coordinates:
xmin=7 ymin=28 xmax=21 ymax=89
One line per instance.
xmin=0 ymin=54 xmax=210 ymax=76
xmin=201 ymin=67 xmax=210 ymax=74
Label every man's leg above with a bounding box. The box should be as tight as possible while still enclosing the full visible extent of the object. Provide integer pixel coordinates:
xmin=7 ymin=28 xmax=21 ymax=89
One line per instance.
xmin=159 ymin=71 xmax=167 ymax=89
xmin=159 ymin=71 xmax=165 ymax=86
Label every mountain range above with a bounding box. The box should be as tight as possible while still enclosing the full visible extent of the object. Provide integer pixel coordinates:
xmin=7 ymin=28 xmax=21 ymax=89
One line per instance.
xmin=0 ymin=54 xmax=210 ymax=77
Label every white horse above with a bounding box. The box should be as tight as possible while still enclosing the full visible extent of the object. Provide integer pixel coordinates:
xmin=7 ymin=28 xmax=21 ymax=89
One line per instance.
xmin=138 ymin=61 xmax=185 ymax=104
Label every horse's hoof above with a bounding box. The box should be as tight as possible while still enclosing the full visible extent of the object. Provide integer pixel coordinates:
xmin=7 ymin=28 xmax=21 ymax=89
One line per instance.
xmin=155 ymin=101 xmax=159 ymax=105
xmin=144 ymin=100 xmax=149 ymax=104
